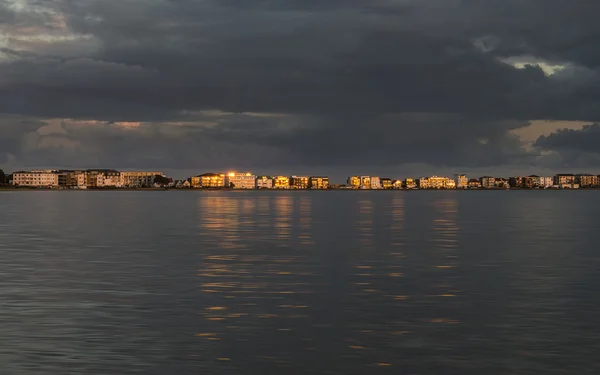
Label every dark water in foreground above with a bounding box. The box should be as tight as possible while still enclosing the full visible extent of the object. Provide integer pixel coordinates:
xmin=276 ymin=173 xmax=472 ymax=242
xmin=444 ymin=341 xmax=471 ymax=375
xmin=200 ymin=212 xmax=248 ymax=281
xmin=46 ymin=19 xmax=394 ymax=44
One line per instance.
xmin=1 ymin=190 xmax=600 ymax=374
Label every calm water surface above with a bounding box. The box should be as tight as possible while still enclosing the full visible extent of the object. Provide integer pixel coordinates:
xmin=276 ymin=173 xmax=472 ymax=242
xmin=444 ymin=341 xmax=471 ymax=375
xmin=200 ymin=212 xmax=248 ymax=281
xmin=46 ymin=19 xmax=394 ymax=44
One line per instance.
xmin=1 ymin=190 xmax=600 ymax=374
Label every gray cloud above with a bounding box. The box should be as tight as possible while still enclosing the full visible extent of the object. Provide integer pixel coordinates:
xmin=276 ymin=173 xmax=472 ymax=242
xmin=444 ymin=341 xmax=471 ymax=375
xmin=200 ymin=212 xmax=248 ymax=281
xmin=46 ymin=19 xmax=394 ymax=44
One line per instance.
xmin=2 ymin=0 xmax=600 ymax=176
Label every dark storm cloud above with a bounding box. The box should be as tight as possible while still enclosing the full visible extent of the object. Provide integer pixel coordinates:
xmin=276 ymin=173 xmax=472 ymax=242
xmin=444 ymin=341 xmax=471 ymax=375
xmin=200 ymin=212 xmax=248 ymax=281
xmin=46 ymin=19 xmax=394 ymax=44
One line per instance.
xmin=534 ymin=124 xmax=600 ymax=168
xmin=2 ymin=0 xmax=600 ymax=172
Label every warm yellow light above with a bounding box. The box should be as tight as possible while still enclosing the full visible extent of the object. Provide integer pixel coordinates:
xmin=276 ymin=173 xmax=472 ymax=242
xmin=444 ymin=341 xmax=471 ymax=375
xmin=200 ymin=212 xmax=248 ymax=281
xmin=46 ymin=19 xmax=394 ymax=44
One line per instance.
xmin=228 ymin=172 xmax=235 ymax=177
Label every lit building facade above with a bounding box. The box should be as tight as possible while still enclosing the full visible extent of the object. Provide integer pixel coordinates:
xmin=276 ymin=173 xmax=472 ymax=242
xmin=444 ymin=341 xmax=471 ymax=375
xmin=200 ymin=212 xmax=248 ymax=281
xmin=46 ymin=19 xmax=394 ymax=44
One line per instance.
xmin=256 ymin=176 xmax=273 ymax=189
xmin=554 ymin=174 xmax=575 ymax=186
xmin=370 ymin=176 xmax=382 ymax=189
xmin=360 ymin=176 xmax=371 ymax=189
xmin=539 ymin=177 xmax=554 ymax=188
xmin=419 ymin=176 xmax=454 ymax=189
xmin=309 ymin=176 xmax=329 ymax=189
xmin=290 ymin=176 xmax=309 ymax=189
xmin=225 ymin=172 xmax=256 ymax=189
xmin=576 ymin=174 xmax=599 ymax=188
xmin=380 ymin=178 xmax=393 ymax=189
xmin=191 ymin=173 xmax=225 ymax=188
xmin=120 ymin=171 xmax=163 ymax=187
xmin=404 ymin=178 xmax=417 ymax=189
xmin=347 ymin=176 xmax=360 ymax=188
xmin=468 ymin=179 xmax=481 ymax=188
xmin=273 ymin=176 xmax=290 ymax=189
xmin=454 ymin=174 xmax=468 ymax=189
xmin=480 ymin=176 xmax=496 ymax=189
xmin=12 ymin=171 xmax=59 ymax=187
xmin=392 ymin=179 xmax=403 ymax=189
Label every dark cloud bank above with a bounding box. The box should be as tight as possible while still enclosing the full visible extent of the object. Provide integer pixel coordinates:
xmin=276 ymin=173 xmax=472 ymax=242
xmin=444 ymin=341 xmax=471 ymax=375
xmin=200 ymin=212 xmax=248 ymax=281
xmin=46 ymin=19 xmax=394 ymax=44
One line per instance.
xmin=2 ymin=0 xmax=600 ymax=179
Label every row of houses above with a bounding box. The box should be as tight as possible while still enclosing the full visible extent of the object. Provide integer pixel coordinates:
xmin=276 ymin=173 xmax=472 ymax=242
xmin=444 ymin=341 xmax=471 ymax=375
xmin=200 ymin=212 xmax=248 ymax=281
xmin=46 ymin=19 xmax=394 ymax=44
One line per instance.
xmin=12 ymin=170 xmax=165 ymax=188
xmin=344 ymin=174 xmax=600 ymax=189
xmin=186 ymin=173 xmax=330 ymax=189
xmin=346 ymin=176 xmax=457 ymax=189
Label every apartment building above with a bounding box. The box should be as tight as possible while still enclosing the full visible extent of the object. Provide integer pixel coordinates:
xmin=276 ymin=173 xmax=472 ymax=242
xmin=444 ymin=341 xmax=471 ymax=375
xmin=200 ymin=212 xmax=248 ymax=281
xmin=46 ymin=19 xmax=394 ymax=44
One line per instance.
xmin=256 ymin=176 xmax=273 ymax=189
xmin=404 ymin=178 xmax=417 ymax=189
xmin=309 ymin=176 xmax=329 ymax=189
xmin=576 ymin=174 xmax=599 ymax=188
xmin=454 ymin=174 xmax=468 ymax=189
xmin=12 ymin=170 xmax=59 ymax=187
xmin=419 ymin=176 xmax=453 ymax=189
xmin=225 ymin=172 xmax=256 ymax=189
xmin=191 ymin=173 xmax=225 ymax=188
xmin=290 ymin=176 xmax=309 ymax=189
xmin=480 ymin=176 xmax=496 ymax=188
xmin=370 ymin=176 xmax=382 ymax=189
xmin=554 ymin=174 xmax=575 ymax=186
xmin=120 ymin=171 xmax=162 ymax=187
xmin=273 ymin=176 xmax=290 ymax=189
xmin=360 ymin=176 xmax=371 ymax=189
xmin=392 ymin=180 xmax=403 ymax=189
xmin=380 ymin=178 xmax=393 ymax=189
xmin=347 ymin=176 xmax=361 ymax=189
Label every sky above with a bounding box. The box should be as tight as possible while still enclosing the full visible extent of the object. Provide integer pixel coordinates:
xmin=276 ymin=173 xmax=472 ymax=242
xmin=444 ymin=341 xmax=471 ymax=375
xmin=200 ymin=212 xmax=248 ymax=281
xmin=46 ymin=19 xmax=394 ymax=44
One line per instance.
xmin=2 ymin=0 xmax=600 ymax=181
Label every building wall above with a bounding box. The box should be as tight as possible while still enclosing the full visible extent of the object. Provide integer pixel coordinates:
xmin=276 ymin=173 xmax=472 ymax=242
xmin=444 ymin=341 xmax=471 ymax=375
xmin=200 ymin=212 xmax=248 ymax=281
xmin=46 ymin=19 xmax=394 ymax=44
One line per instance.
xmin=370 ymin=177 xmax=382 ymax=189
xmin=309 ymin=177 xmax=329 ymax=189
xmin=273 ymin=176 xmax=290 ymax=189
xmin=405 ymin=178 xmax=417 ymax=189
xmin=347 ymin=176 xmax=360 ymax=188
xmin=455 ymin=175 xmax=468 ymax=188
xmin=226 ymin=173 xmax=256 ymax=189
xmin=121 ymin=171 xmax=162 ymax=187
xmin=290 ymin=176 xmax=309 ymax=189
xmin=256 ymin=176 xmax=273 ymax=189
xmin=13 ymin=171 xmax=59 ymax=187
xmin=360 ymin=176 xmax=371 ymax=189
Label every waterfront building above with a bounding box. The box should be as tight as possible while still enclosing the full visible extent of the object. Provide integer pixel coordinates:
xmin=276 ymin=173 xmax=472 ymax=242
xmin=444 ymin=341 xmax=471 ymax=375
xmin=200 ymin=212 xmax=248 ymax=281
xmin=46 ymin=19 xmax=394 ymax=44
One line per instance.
xmin=290 ymin=176 xmax=309 ymax=189
xmin=256 ymin=176 xmax=274 ymax=189
xmin=480 ymin=176 xmax=496 ymax=189
xmin=419 ymin=176 xmax=453 ymax=189
xmin=121 ymin=171 xmax=163 ymax=187
xmin=392 ymin=180 xmax=403 ymax=189
xmin=404 ymin=178 xmax=417 ymax=189
xmin=576 ymin=174 xmax=599 ymax=188
xmin=539 ymin=177 xmax=553 ymax=188
xmin=347 ymin=176 xmax=361 ymax=189
xmin=370 ymin=176 xmax=382 ymax=189
xmin=495 ymin=178 xmax=510 ymax=188
xmin=360 ymin=176 xmax=371 ymax=189
xmin=380 ymin=178 xmax=393 ymax=189
xmin=191 ymin=173 xmax=225 ymax=188
xmin=225 ymin=172 xmax=256 ymax=189
xmin=309 ymin=176 xmax=329 ymax=189
xmin=12 ymin=170 xmax=59 ymax=187
xmin=468 ymin=179 xmax=481 ymax=188
xmin=273 ymin=176 xmax=290 ymax=189
xmin=454 ymin=174 xmax=468 ymax=189
xmin=554 ymin=174 xmax=575 ymax=186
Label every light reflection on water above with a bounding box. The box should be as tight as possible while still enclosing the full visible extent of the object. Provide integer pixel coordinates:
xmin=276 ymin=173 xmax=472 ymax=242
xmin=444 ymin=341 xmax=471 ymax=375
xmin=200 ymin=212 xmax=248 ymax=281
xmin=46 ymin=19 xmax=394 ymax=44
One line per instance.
xmin=1 ymin=190 xmax=600 ymax=374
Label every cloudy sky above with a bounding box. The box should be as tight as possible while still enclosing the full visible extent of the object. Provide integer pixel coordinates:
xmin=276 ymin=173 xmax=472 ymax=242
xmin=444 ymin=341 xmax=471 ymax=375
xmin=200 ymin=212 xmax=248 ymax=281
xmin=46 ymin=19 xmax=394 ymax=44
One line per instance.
xmin=2 ymin=0 xmax=600 ymax=181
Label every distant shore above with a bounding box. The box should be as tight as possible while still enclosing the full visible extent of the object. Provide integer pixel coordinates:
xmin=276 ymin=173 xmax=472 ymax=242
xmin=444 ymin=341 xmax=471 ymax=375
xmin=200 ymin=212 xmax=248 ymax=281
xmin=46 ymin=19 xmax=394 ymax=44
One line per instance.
xmin=2 ymin=187 xmax=600 ymax=192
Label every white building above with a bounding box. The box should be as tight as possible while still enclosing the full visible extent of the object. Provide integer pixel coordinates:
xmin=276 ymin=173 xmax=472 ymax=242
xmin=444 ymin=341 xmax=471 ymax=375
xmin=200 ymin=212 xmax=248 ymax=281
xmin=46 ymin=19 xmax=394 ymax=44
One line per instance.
xmin=539 ymin=176 xmax=554 ymax=188
xmin=256 ymin=176 xmax=273 ymax=189
xmin=454 ymin=174 xmax=468 ymax=189
xmin=13 ymin=170 xmax=59 ymax=187
xmin=225 ymin=172 xmax=256 ymax=189
xmin=97 ymin=174 xmax=122 ymax=187
xmin=370 ymin=176 xmax=382 ymax=189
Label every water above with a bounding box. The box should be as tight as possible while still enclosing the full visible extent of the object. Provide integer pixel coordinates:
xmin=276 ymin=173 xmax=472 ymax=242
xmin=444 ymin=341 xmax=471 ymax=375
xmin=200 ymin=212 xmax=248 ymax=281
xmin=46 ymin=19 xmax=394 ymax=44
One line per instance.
xmin=1 ymin=190 xmax=600 ymax=374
